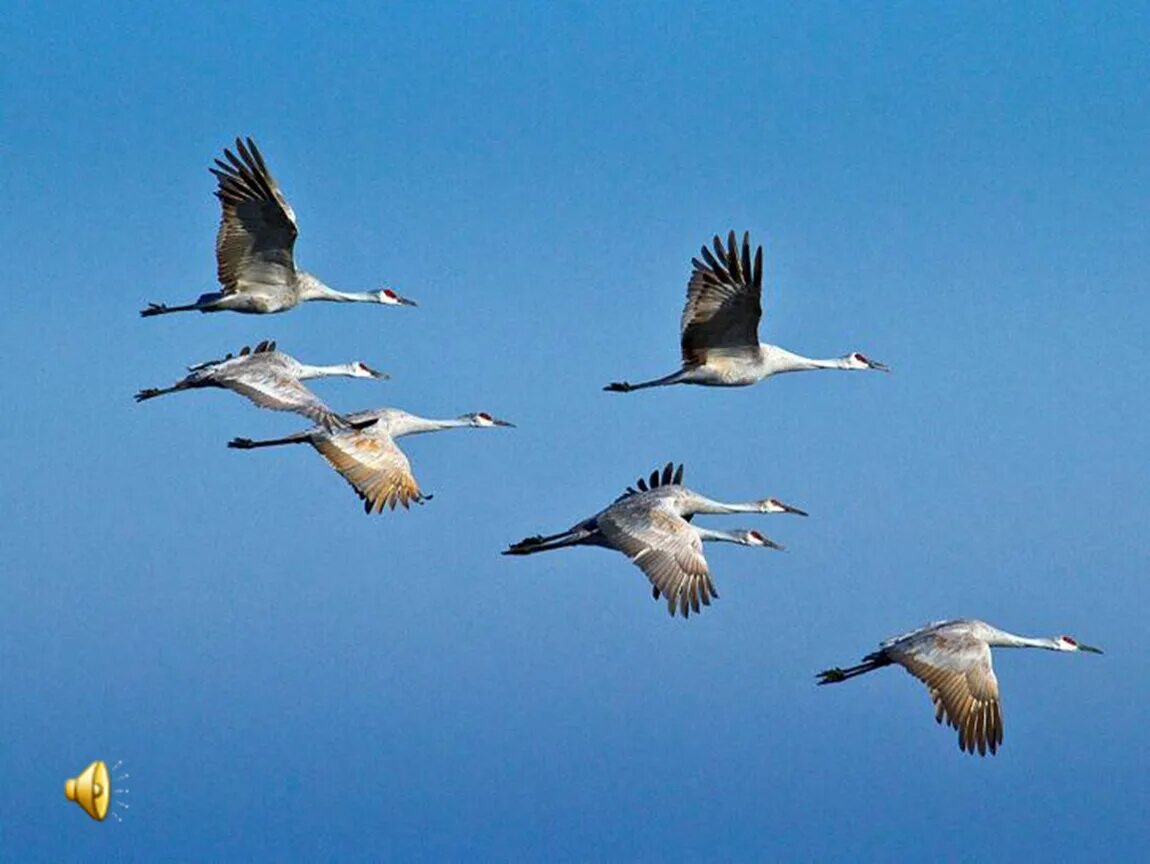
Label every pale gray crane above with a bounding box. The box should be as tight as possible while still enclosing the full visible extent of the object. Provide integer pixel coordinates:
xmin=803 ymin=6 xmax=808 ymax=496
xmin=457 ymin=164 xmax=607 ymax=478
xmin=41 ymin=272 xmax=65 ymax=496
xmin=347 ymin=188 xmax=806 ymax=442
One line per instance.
xmin=135 ymin=340 xmax=386 ymax=429
xmin=816 ymin=618 xmax=1103 ymax=756
xmin=228 ymin=407 xmax=514 ymax=512
xmin=605 ymin=231 xmax=888 ymax=392
xmin=503 ymin=463 xmax=804 ymax=618
xmin=141 ymin=137 xmax=416 ymax=317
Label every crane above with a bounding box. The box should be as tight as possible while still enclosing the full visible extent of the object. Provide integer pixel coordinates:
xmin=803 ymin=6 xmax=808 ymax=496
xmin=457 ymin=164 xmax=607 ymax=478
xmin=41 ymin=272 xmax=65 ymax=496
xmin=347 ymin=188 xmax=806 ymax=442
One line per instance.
xmin=816 ymin=618 xmax=1103 ymax=755
xmin=135 ymin=340 xmax=386 ymax=429
xmin=605 ymin=231 xmax=889 ymax=392
xmin=228 ymin=408 xmax=514 ymax=512
xmin=140 ymin=137 xmax=417 ymax=316
xmin=503 ymin=463 xmax=804 ymax=617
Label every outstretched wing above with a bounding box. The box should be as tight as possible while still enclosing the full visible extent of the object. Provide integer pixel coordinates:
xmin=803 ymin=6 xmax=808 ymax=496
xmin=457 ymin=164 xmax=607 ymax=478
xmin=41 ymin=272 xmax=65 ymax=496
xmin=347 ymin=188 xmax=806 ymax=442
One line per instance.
xmin=210 ymin=137 xmax=299 ymax=294
xmin=680 ymin=231 xmax=763 ymax=368
xmin=214 ymin=350 xmax=344 ymax=429
xmin=313 ymin=431 xmax=426 ymax=513
xmin=598 ymin=505 xmax=716 ymax=618
xmin=896 ymin=634 xmax=1004 ymax=756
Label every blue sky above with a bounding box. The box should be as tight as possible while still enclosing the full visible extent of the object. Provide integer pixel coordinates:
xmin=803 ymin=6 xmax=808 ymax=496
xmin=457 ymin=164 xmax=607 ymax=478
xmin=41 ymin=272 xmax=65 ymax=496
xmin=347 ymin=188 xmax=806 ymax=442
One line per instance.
xmin=3 ymin=2 xmax=1148 ymax=860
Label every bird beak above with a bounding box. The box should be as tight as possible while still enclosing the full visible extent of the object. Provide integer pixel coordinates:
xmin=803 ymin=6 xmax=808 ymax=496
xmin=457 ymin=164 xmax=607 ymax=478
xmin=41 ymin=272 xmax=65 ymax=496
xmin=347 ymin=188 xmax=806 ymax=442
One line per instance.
xmin=1078 ymin=643 xmax=1103 ymax=654
xmin=868 ymin=358 xmax=891 ymax=372
xmin=763 ymin=537 xmax=786 ymax=551
xmin=775 ymin=501 xmax=808 ymax=517
xmin=396 ymin=295 xmax=418 ymax=307
xmin=493 ymin=417 xmax=516 ymax=427
xmin=364 ymin=366 xmax=390 ymax=379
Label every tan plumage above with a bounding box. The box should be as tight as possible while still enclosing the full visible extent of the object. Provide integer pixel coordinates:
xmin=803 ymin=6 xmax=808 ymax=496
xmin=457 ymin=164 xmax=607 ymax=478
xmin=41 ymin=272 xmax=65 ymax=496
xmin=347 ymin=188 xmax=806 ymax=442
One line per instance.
xmin=314 ymin=433 xmax=424 ymax=513
xmin=817 ymin=618 xmax=1102 ymax=757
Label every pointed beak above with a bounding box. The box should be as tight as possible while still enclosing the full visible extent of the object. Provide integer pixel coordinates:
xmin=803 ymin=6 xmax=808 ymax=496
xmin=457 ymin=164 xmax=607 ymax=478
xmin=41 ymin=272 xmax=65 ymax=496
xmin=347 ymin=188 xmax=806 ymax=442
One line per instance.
xmin=396 ymin=295 xmax=417 ymax=307
xmin=762 ymin=537 xmax=786 ymax=551
xmin=1078 ymin=643 xmax=1103 ymax=654
xmin=364 ymin=366 xmax=389 ymax=379
xmin=493 ymin=417 xmax=516 ymax=428
xmin=775 ymin=501 xmax=808 ymax=517
xmin=868 ymin=358 xmax=891 ymax=372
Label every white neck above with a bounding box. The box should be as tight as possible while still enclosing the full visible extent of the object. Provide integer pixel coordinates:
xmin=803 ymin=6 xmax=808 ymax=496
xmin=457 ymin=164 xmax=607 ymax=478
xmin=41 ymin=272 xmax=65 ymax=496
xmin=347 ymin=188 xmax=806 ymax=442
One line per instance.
xmin=296 ymin=362 xmax=361 ymax=379
xmin=982 ymin=626 xmax=1060 ymax=650
xmin=385 ymin=413 xmax=471 ymax=438
xmin=760 ymin=344 xmax=850 ymax=374
xmin=687 ymin=495 xmax=766 ymax=515
xmin=694 ymin=526 xmax=746 ymax=543
xmin=297 ymin=272 xmax=378 ymax=304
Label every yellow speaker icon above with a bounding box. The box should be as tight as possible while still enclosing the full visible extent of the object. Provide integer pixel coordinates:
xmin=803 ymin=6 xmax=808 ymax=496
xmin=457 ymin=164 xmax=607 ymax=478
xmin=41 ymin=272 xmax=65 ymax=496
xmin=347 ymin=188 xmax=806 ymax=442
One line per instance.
xmin=65 ymin=760 xmax=111 ymax=821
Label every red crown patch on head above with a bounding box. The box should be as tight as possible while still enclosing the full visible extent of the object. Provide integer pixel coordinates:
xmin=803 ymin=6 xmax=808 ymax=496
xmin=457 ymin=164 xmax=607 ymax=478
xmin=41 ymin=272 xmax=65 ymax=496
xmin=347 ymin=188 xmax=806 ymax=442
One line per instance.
xmin=383 ymin=289 xmax=397 ymax=298
xmin=1061 ymin=635 xmax=1077 ymax=645
xmin=478 ymin=412 xmax=491 ymax=421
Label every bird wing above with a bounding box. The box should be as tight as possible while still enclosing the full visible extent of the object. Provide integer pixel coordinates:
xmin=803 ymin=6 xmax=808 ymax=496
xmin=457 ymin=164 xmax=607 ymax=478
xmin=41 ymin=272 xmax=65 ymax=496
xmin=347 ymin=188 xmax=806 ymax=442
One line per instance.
xmin=210 ymin=137 xmax=299 ymax=294
xmin=597 ymin=505 xmax=716 ymax=617
xmin=216 ymin=359 xmax=345 ymax=429
xmin=896 ymin=634 xmax=1003 ymax=756
xmin=313 ymin=431 xmax=425 ymax=513
xmin=679 ymin=231 xmax=763 ymax=368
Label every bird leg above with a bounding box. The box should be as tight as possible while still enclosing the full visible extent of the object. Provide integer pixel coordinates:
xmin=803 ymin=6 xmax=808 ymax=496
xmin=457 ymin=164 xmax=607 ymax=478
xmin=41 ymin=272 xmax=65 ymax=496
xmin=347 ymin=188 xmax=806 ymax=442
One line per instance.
xmin=140 ymin=302 xmax=200 ymax=317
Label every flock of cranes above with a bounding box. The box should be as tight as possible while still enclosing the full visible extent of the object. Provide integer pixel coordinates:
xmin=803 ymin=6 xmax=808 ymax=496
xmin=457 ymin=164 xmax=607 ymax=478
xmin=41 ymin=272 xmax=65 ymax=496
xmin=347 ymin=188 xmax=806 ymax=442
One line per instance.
xmin=136 ymin=136 xmax=1101 ymax=758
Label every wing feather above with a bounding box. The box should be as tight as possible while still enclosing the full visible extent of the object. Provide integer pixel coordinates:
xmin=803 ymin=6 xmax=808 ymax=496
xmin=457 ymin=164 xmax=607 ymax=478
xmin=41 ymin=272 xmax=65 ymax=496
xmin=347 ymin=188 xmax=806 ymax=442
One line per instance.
xmin=210 ymin=137 xmax=299 ymax=294
xmin=679 ymin=231 xmax=763 ymax=367
xmin=313 ymin=432 xmax=425 ymax=513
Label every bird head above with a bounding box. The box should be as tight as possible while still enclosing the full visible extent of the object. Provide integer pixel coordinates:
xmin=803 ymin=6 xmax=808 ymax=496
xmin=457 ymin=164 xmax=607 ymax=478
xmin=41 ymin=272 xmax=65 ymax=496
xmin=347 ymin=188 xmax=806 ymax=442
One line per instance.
xmin=351 ymin=361 xmax=389 ymax=379
xmin=1056 ymin=635 xmax=1103 ymax=653
xmin=759 ymin=498 xmax=808 ymax=516
xmin=463 ymin=411 xmax=516 ymax=428
xmin=843 ymin=352 xmax=890 ymax=372
xmin=376 ymin=287 xmax=417 ymax=307
xmin=741 ymin=529 xmax=785 ymax=550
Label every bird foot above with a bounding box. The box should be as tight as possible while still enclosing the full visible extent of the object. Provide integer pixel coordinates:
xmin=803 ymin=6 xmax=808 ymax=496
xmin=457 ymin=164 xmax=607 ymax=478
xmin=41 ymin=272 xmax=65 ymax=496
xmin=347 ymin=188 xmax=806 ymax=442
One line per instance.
xmin=140 ymin=302 xmax=168 ymax=317
xmin=604 ymin=381 xmax=632 ymax=392
xmin=228 ymin=438 xmax=255 ymax=449
xmin=816 ymin=668 xmax=846 ymax=684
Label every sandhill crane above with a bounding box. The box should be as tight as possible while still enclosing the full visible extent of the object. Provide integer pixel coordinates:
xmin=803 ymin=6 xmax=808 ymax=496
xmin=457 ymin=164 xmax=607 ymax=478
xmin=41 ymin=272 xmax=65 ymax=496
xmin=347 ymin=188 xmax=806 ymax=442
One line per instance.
xmin=503 ymin=463 xmax=804 ymax=618
xmin=140 ymin=137 xmax=417 ymax=317
xmin=135 ymin=340 xmax=386 ymax=429
xmin=816 ymin=618 xmax=1103 ymax=756
xmin=228 ymin=408 xmax=514 ymax=512
xmin=605 ymin=231 xmax=888 ymax=392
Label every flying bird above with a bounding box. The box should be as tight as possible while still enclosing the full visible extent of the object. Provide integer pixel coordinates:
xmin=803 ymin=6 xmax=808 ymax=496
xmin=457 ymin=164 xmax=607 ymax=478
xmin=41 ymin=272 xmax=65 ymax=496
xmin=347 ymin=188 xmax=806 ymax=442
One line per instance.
xmin=605 ymin=231 xmax=888 ymax=392
xmin=816 ymin=618 xmax=1103 ymax=756
xmin=141 ymin=137 xmax=417 ymax=316
xmin=503 ymin=463 xmax=803 ymax=618
xmin=228 ymin=408 xmax=514 ymax=512
xmin=135 ymin=340 xmax=386 ymax=429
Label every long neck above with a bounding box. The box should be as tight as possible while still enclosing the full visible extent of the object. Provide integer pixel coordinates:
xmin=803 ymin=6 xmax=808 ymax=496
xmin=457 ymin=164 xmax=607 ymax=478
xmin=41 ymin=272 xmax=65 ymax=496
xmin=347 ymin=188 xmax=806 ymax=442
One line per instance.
xmin=982 ymin=626 xmax=1059 ymax=650
xmin=296 ymin=362 xmax=360 ymax=380
xmin=687 ymin=495 xmax=764 ymax=515
xmin=694 ymin=526 xmax=745 ymax=543
xmin=761 ymin=344 xmax=849 ymax=373
xmin=386 ymin=414 xmax=470 ymax=438
xmin=297 ymin=272 xmax=378 ymax=304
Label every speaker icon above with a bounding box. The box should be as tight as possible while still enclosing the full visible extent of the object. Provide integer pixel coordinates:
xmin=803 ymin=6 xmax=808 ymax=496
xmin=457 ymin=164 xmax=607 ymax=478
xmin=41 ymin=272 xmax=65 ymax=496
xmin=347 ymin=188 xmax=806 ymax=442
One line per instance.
xmin=64 ymin=760 xmax=111 ymax=821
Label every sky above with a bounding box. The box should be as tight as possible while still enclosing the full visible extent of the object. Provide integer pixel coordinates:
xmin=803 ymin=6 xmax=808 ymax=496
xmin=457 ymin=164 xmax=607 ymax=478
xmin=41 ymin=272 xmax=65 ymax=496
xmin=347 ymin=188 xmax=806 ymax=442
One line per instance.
xmin=2 ymin=2 xmax=1148 ymax=860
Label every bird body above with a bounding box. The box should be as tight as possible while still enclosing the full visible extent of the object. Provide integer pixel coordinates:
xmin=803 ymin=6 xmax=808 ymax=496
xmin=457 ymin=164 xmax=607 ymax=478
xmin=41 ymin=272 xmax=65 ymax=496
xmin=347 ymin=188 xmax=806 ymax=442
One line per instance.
xmin=135 ymin=340 xmax=387 ymax=428
xmin=141 ymin=138 xmax=416 ymax=317
xmin=229 ymin=408 xmax=514 ymax=513
xmin=817 ymin=618 xmax=1102 ymax=756
xmin=605 ymin=231 xmax=888 ymax=392
xmin=504 ymin=463 xmax=804 ymax=617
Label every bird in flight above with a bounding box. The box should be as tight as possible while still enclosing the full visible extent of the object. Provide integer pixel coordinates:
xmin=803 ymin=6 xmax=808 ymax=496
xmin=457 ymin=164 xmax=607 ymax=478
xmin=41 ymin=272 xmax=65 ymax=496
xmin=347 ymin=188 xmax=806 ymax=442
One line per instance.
xmin=504 ymin=463 xmax=803 ymax=618
xmin=605 ymin=231 xmax=888 ymax=392
xmin=229 ymin=407 xmax=514 ymax=512
xmin=135 ymin=340 xmax=386 ymax=430
xmin=141 ymin=137 xmax=417 ymax=316
xmin=816 ymin=618 xmax=1102 ymax=755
